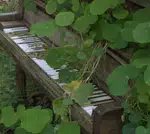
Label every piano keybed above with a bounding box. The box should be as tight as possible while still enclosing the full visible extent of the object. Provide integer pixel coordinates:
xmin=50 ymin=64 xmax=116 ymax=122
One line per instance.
xmin=2 ymin=26 xmax=114 ymax=116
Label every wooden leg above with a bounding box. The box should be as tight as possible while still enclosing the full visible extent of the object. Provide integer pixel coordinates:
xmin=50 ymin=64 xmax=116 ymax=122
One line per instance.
xmin=16 ymin=65 xmax=27 ymax=100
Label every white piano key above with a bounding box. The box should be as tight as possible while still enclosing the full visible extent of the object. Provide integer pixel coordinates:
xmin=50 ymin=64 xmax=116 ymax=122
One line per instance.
xmin=58 ymin=83 xmax=67 ymax=87
xmin=89 ymin=96 xmax=112 ymax=103
xmin=82 ymin=106 xmax=97 ymax=116
xmin=13 ymin=37 xmax=41 ymax=44
xmin=88 ymin=93 xmax=107 ymax=99
xmin=32 ymin=58 xmax=59 ymax=80
xmin=10 ymin=34 xmax=35 ymax=39
xmin=93 ymin=90 xmax=103 ymax=94
xmin=17 ymin=44 xmax=45 ymax=53
xmin=3 ymin=27 xmax=28 ymax=33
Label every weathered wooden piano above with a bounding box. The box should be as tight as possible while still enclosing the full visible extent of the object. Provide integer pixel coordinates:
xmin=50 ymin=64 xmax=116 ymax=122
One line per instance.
xmin=0 ymin=0 xmax=148 ymax=133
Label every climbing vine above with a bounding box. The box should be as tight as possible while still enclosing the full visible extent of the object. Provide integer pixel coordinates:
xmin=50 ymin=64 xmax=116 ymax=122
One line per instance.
xmin=23 ymin=0 xmax=150 ymax=133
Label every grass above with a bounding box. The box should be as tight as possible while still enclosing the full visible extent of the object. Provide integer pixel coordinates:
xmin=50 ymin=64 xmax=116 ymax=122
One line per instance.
xmin=0 ymin=0 xmax=19 ymax=13
xmin=0 ymin=50 xmax=43 ymax=108
xmin=0 ymin=51 xmax=18 ymax=108
xmin=0 ymin=50 xmax=52 ymax=133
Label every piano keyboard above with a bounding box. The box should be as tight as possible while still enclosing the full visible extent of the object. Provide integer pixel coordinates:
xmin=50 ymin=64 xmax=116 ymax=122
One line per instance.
xmin=3 ymin=26 xmax=114 ymax=116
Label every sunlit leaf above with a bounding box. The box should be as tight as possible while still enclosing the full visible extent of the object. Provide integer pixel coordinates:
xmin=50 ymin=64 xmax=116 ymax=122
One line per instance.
xmin=76 ymin=52 xmax=87 ymax=60
xmin=52 ymin=99 xmax=68 ymax=116
xmin=1 ymin=106 xmax=19 ymax=127
xmin=63 ymin=98 xmax=73 ymax=106
xmin=55 ymin=12 xmax=75 ymax=26
xmin=20 ymin=109 xmax=52 ymax=133
xmin=15 ymin=128 xmax=31 ymax=134
xmin=135 ymin=126 xmax=147 ymax=134
xmin=17 ymin=105 xmax=26 ymax=118
xmin=72 ymin=83 xmax=93 ymax=105
xmin=58 ymin=122 xmax=80 ymax=134
xmin=83 ymin=39 xmax=94 ymax=47
xmin=57 ymin=0 xmax=66 ymax=4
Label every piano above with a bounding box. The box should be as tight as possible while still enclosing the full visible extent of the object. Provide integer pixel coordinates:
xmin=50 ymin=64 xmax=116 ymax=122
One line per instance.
xmin=0 ymin=0 xmax=144 ymax=133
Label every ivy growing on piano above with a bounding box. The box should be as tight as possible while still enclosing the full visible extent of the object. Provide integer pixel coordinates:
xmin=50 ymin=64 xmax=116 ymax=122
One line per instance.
xmin=25 ymin=0 xmax=150 ymax=134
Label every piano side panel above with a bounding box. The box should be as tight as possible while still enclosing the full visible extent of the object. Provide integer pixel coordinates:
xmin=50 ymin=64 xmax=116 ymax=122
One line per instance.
xmin=93 ymin=103 xmax=123 ymax=134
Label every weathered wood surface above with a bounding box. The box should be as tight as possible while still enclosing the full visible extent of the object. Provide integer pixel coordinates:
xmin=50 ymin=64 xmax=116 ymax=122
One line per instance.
xmin=0 ymin=21 xmax=25 ymax=29
xmin=0 ymin=30 xmax=93 ymax=134
xmin=93 ymin=103 xmax=123 ymax=134
xmin=0 ymin=12 xmax=22 ymax=21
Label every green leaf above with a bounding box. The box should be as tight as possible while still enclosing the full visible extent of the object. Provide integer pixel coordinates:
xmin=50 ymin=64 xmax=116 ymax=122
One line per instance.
xmin=52 ymin=99 xmax=68 ymax=116
xmin=76 ymin=52 xmax=87 ymax=60
xmin=121 ymin=28 xmax=135 ymax=42
xmin=132 ymin=50 xmax=150 ymax=68
xmin=72 ymin=83 xmax=93 ymax=105
xmin=72 ymin=0 xmax=80 ymax=12
xmin=45 ymin=48 xmax=67 ymax=68
xmin=133 ymin=22 xmax=150 ymax=43
xmin=113 ymin=7 xmax=129 ymax=19
xmin=63 ymin=98 xmax=73 ymax=106
xmin=129 ymin=114 xmax=142 ymax=123
xmin=57 ymin=0 xmax=66 ymax=4
xmin=136 ymin=75 xmax=150 ymax=94
xmin=121 ymin=21 xmax=139 ymax=42
xmin=122 ymin=123 xmax=136 ymax=134
xmin=45 ymin=46 xmax=78 ymax=68
xmin=133 ymin=8 xmax=150 ymax=22
xmin=30 ymin=20 xmax=58 ymax=37
xmin=1 ymin=106 xmax=19 ymax=127
xmin=20 ymin=109 xmax=52 ymax=133
xmin=15 ymin=128 xmax=31 ymax=134
xmin=83 ymin=39 xmax=94 ymax=47
xmin=40 ymin=124 xmax=54 ymax=134
xmin=73 ymin=16 xmax=89 ymax=32
xmin=24 ymin=0 xmax=36 ymax=11
xmin=107 ymin=64 xmax=140 ymax=96
xmin=59 ymin=69 xmax=81 ymax=83
xmin=73 ymin=15 xmax=97 ymax=33
xmin=144 ymin=65 xmax=150 ymax=86
xmin=55 ymin=12 xmax=75 ymax=26
xmin=58 ymin=122 xmax=80 ymax=134
xmin=46 ymin=0 xmax=57 ymax=14
xmin=108 ymin=35 xmax=128 ymax=49
xmin=90 ymin=0 xmax=119 ymax=15
xmin=102 ymin=23 xmax=121 ymax=42
xmin=92 ymin=48 xmax=104 ymax=57
xmin=138 ymin=94 xmax=149 ymax=103
xmin=135 ymin=126 xmax=147 ymax=134
xmin=17 ymin=105 xmax=26 ymax=118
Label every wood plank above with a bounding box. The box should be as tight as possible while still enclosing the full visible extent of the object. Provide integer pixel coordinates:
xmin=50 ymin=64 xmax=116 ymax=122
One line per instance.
xmin=0 ymin=21 xmax=25 ymax=29
xmin=0 ymin=30 xmax=93 ymax=134
xmin=0 ymin=12 xmax=22 ymax=21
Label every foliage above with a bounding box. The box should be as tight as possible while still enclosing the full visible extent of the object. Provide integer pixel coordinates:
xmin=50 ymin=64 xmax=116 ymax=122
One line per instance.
xmin=0 ymin=105 xmax=80 ymax=134
xmin=24 ymin=0 xmax=150 ymax=134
